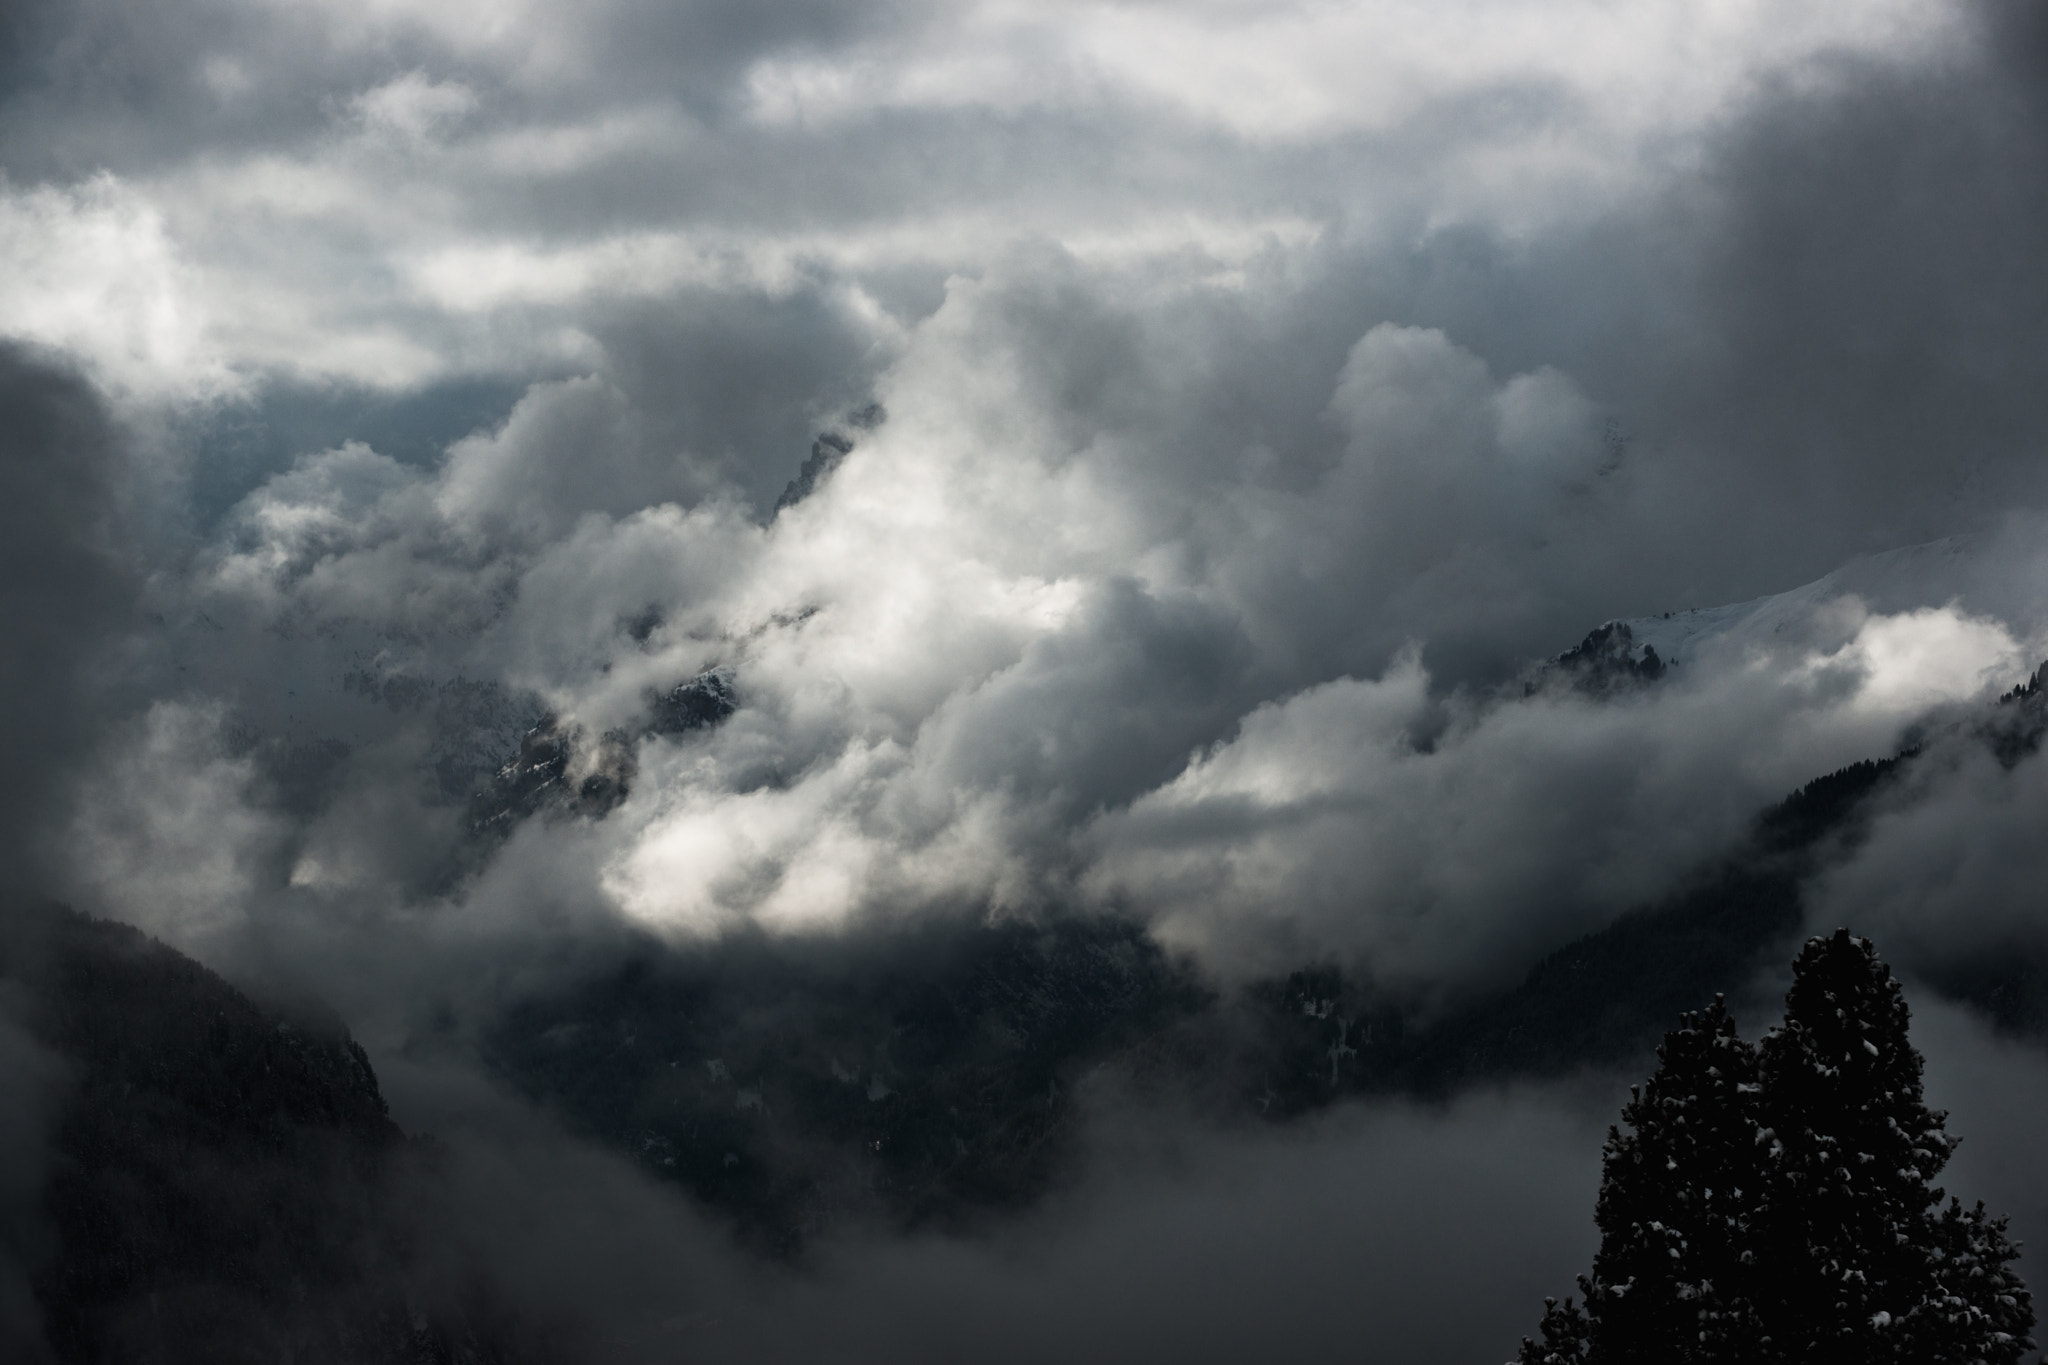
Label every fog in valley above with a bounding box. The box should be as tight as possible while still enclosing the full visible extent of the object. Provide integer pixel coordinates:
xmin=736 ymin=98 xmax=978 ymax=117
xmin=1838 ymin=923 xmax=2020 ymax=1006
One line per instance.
xmin=4 ymin=2 xmax=2048 ymax=1360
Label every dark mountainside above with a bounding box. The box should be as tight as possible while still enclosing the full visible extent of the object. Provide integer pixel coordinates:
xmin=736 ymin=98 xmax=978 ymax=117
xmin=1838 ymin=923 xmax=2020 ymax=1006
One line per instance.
xmin=471 ymin=753 xmax=1878 ymax=1246
xmin=478 ymin=655 xmax=2048 ymax=1250
xmin=0 ymin=900 xmax=537 ymax=1365
xmin=10 ymin=629 xmax=2047 ymax=1354
xmin=485 ymin=915 xmax=1212 ymax=1253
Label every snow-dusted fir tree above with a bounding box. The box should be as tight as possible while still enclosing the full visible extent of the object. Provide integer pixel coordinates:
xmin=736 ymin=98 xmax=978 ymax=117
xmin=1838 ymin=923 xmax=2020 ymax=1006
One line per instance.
xmin=1510 ymin=999 xmax=1765 ymax=1365
xmin=1514 ymin=1295 xmax=1590 ymax=1365
xmin=1580 ymin=996 xmax=1766 ymax=1362
xmin=1919 ymin=1196 xmax=2035 ymax=1364
xmin=1512 ymin=932 xmax=2035 ymax=1365
xmin=1753 ymin=929 xmax=1959 ymax=1363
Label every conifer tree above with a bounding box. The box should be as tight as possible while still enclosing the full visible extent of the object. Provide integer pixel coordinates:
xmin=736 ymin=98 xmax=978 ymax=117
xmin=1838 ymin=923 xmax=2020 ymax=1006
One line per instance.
xmin=1512 ymin=931 xmax=2036 ymax=1365
xmin=1919 ymin=1197 xmax=2035 ymax=1365
xmin=1580 ymin=996 xmax=1764 ymax=1363
xmin=1754 ymin=929 xmax=1956 ymax=1363
xmin=1514 ymin=1295 xmax=1590 ymax=1365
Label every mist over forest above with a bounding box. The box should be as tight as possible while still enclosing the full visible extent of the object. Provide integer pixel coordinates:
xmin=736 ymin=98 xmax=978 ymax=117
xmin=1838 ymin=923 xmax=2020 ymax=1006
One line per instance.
xmin=4 ymin=1 xmax=2048 ymax=1360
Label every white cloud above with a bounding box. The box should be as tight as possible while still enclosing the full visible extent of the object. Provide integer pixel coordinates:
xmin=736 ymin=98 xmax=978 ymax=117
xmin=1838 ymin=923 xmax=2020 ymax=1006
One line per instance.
xmin=1086 ymin=603 xmax=2029 ymax=988
xmin=351 ymin=72 xmax=480 ymax=143
xmin=23 ymin=0 xmax=2046 ymax=1014
xmin=16 ymin=4 xmax=2048 ymax=1337
xmin=1827 ymin=604 xmax=2021 ymax=718
xmin=148 ymin=241 xmax=2047 ymax=991
xmin=3 ymin=0 xmax=1974 ymax=406
xmin=742 ymin=0 xmax=1957 ymax=142
xmin=0 ymin=175 xmax=236 ymax=401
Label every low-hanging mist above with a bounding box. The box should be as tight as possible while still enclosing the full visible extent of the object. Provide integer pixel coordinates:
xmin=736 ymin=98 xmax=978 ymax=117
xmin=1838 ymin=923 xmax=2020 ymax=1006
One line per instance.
xmin=5 ymin=1 xmax=2048 ymax=1361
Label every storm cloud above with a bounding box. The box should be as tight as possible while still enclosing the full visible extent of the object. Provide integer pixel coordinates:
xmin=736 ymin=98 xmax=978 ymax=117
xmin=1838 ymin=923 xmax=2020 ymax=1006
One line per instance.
xmin=6 ymin=0 xmax=2048 ymax=1359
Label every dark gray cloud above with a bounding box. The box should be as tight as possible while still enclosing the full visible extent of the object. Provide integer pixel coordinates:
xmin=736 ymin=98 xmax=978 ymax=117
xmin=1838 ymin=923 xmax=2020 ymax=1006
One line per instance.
xmin=587 ymin=284 xmax=894 ymax=514
xmin=0 ymin=345 xmax=136 ymax=894
xmin=1804 ymin=701 xmax=2048 ymax=1005
xmin=31 ymin=0 xmax=2048 ymax=991
xmin=372 ymin=991 xmax=2048 ymax=1365
xmin=7 ymin=2 xmax=2048 ymax=1358
xmin=0 ymin=0 xmax=923 ymax=181
xmin=722 ymin=1090 xmax=1606 ymax=1365
xmin=375 ymin=1047 xmax=1610 ymax=1365
xmin=1354 ymin=0 xmax=2048 ymax=639
xmin=1916 ymin=996 xmax=2048 ymax=1286
xmin=0 ymin=344 xmax=138 ymax=1359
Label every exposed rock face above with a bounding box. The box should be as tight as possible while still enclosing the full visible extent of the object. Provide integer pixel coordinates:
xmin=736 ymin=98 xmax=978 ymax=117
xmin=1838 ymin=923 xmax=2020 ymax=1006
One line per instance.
xmin=342 ymin=671 xmax=551 ymax=809
xmin=466 ymin=667 xmax=741 ymax=839
xmin=772 ymin=403 xmax=885 ymax=516
xmin=648 ymin=667 xmax=738 ymax=738
xmin=1537 ymin=621 xmax=1666 ymax=695
xmin=773 ymin=431 xmax=853 ymax=516
xmin=471 ymin=721 xmax=583 ymax=835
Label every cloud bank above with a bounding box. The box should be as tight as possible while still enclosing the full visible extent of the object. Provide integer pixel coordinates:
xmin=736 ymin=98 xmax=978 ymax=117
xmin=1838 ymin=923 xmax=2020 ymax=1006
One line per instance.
xmin=7 ymin=0 xmax=2048 ymax=1356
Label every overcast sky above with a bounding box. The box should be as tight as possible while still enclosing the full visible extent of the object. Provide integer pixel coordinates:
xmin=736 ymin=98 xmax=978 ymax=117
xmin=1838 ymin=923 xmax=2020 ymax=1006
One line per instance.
xmin=6 ymin=1 xmax=2048 ymax=1358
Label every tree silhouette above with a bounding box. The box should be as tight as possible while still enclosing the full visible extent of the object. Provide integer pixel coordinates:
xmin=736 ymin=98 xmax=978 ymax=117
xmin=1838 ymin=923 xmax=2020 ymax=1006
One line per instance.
xmin=1513 ymin=932 xmax=2035 ymax=1365
xmin=1514 ymin=1295 xmax=1591 ymax=1365
xmin=1580 ymin=996 xmax=1766 ymax=1361
xmin=1753 ymin=929 xmax=1958 ymax=1362
xmin=1924 ymin=1197 xmax=2036 ymax=1365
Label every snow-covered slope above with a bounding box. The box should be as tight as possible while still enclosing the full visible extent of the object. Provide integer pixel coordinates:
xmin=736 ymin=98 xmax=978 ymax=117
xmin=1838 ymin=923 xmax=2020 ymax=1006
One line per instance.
xmin=1612 ymin=529 xmax=2048 ymax=671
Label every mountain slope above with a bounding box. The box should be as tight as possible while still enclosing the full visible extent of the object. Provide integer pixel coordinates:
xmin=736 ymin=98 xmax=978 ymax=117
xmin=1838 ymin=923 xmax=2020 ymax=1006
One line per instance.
xmin=0 ymin=900 xmax=525 ymax=1365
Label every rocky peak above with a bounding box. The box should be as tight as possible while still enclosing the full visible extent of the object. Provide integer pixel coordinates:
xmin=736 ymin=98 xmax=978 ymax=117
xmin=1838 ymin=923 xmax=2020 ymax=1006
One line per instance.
xmin=772 ymin=402 xmax=885 ymax=516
